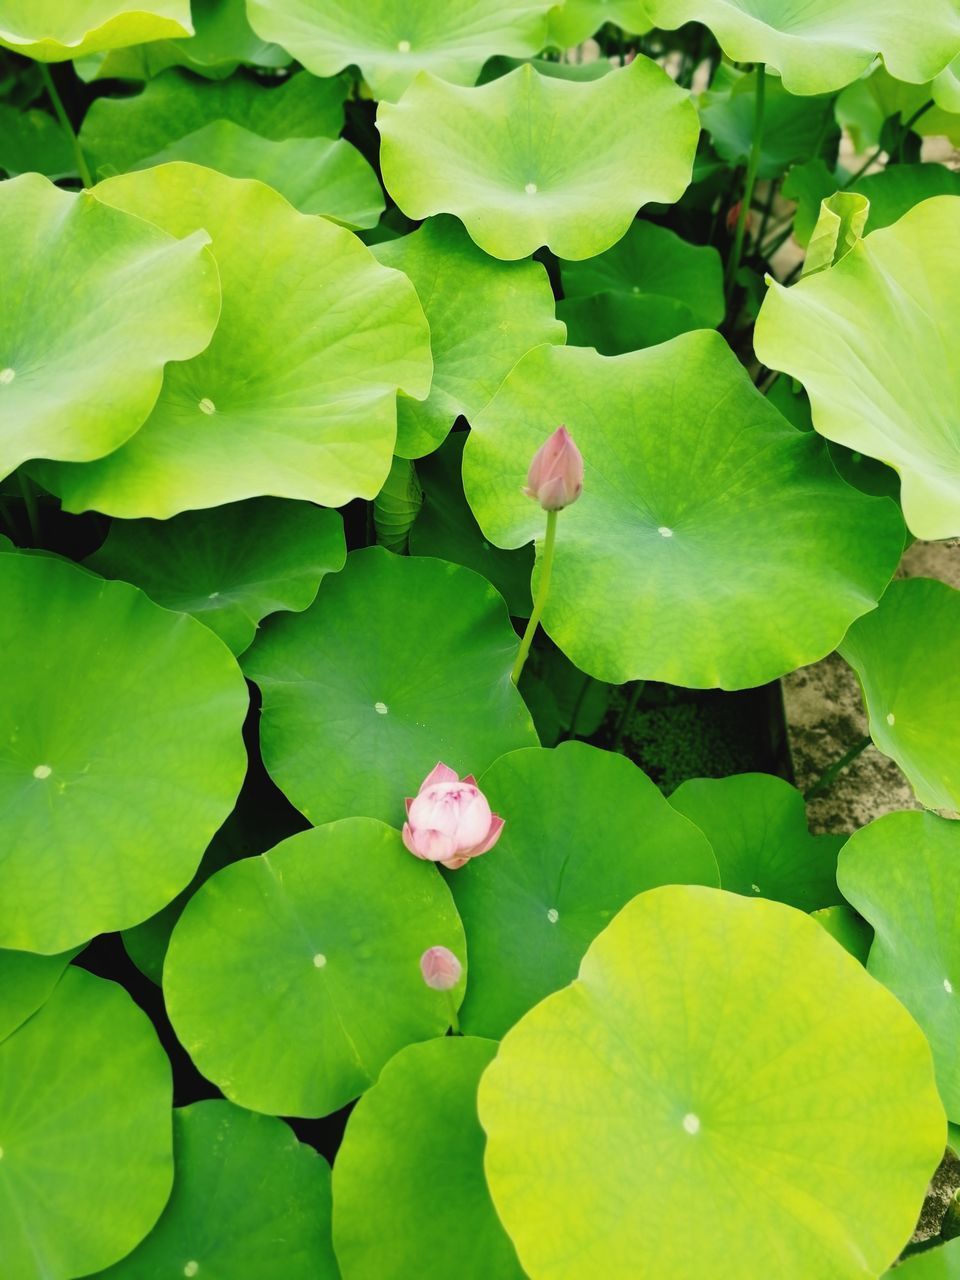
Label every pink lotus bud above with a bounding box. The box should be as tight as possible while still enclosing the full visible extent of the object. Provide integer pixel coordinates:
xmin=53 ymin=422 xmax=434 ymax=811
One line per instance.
xmin=522 ymin=425 xmax=583 ymax=511
xmin=401 ymin=762 xmax=505 ymax=871
xmin=420 ymin=945 xmax=462 ymax=991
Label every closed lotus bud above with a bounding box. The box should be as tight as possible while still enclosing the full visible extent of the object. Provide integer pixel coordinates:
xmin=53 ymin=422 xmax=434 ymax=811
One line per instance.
xmin=402 ymin=762 xmax=505 ymax=871
xmin=420 ymin=945 xmax=462 ymax=991
xmin=522 ymin=425 xmax=583 ymax=511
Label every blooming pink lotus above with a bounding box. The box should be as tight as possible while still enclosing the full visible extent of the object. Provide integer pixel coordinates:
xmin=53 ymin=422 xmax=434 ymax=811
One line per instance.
xmin=523 ymin=424 xmax=584 ymax=511
xmin=402 ymin=762 xmax=504 ymax=871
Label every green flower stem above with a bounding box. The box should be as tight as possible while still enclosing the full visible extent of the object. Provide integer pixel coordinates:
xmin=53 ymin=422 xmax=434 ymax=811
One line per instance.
xmin=446 ymin=991 xmax=461 ymax=1035
xmin=804 ymin=735 xmax=872 ymax=800
xmin=17 ymin=472 xmax=40 ymax=545
xmin=725 ymin=62 xmax=766 ymax=301
xmin=39 ymin=64 xmax=93 ymax=189
xmin=511 ymin=507 xmax=559 ymax=686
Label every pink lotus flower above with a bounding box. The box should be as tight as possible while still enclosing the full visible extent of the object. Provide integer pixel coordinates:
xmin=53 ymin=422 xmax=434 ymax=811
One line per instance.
xmin=522 ymin=424 xmax=583 ymax=511
xmin=420 ymin=946 xmax=463 ymax=991
xmin=402 ymin=762 xmax=504 ymax=871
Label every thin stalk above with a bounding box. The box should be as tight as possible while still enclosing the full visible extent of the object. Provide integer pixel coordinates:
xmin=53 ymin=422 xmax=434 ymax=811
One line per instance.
xmin=17 ymin=473 xmax=40 ymax=544
xmin=842 ymin=99 xmax=934 ymax=189
xmin=612 ymin=681 xmax=645 ymax=754
xmin=804 ymin=735 xmax=872 ymax=800
xmin=511 ymin=508 xmax=558 ymax=685
xmin=564 ymin=673 xmax=594 ymax=741
xmin=39 ymin=64 xmax=92 ymax=188
xmin=724 ymin=63 xmax=766 ymax=300
xmin=446 ymin=992 xmax=461 ymax=1035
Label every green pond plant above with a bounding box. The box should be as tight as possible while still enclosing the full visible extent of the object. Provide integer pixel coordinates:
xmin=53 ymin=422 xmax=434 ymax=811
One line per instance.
xmin=1 ymin=1 xmax=959 ymax=1277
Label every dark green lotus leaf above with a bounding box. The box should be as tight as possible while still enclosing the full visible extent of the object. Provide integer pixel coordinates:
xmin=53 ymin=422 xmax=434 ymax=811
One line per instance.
xmin=0 ymin=0 xmax=192 ymax=60
xmin=87 ymin=498 xmax=346 ymax=655
xmin=462 ymin=332 xmax=904 ymax=688
xmin=449 ymin=742 xmax=718 ymax=1038
xmin=373 ymin=215 xmax=565 ymax=458
xmin=0 ymin=967 xmax=173 ymax=1279
xmin=839 ymin=811 xmax=960 ymax=1118
xmin=409 ymin=432 xmax=533 ymax=618
xmin=644 ymin=0 xmax=960 ymax=95
xmin=547 ymin=0 xmax=652 ymax=46
xmin=45 ymin=163 xmax=432 ymax=518
xmin=137 ymin=121 xmax=384 ymax=228
xmin=243 ymin=546 xmax=537 ymax=827
xmin=811 ymin=905 xmax=873 ymax=965
xmin=164 ymin=819 xmax=466 ymax=1116
xmin=479 ymin=885 xmax=946 ymax=1279
xmin=247 ymin=0 xmax=556 ymax=101
xmin=888 ymin=1240 xmax=960 ymax=1277
xmin=558 ymin=219 xmax=723 ymax=354
xmin=97 ymin=1101 xmax=337 ymax=1278
xmin=0 ymin=173 xmax=219 ymax=481
xmin=840 ymin=578 xmax=960 ymax=814
xmin=333 ymin=1038 xmax=523 ymax=1280
xmin=378 ymin=59 xmax=699 ymax=260
xmin=0 ymin=550 xmax=248 ymax=953
xmin=76 ymin=0 xmax=289 ymax=81
xmin=756 ymin=197 xmax=960 ymax=540
xmin=700 ymin=68 xmax=838 ymax=180
xmin=81 ymin=68 xmax=349 ymax=177
xmin=0 ymin=947 xmax=77 ymax=1042
xmin=0 ymin=104 xmax=74 ymax=179
xmin=669 ymin=772 xmax=844 ymax=910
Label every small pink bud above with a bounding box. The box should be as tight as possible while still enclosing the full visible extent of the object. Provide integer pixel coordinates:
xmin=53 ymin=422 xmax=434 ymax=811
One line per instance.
xmin=420 ymin=945 xmax=463 ymax=991
xmin=402 ymin=762 xmax=505 ymax=870
xmin=522 ymin=425 xmax=583 ymax=511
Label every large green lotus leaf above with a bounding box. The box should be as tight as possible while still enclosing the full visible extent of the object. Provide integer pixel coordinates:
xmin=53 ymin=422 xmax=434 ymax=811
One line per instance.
xmin=699 ymin=69 xmax=838 ymax=180
xmin=45 ymin=164 xmax=431 ymax=518
xmin=243 ymin=546 xmax=537 ymax=826
xmin=462 ymin=333 xmax=904 ymax=688
xmin=332 ymin=1037 xmax=523 ymax=1280
xmin=888 ymin=1240 xmax=960 ymax=1277
xmin=839 ymin=811 xmax=960 ymax=1120
xmin=669 ymin=772 xmax=845 ymax=910
xmin=409 ymin=432 xmax=534 ymax=618
xmin=81 ymin=68 xmax=349 ymax=176
xmin=479 ymin=885 xmax=946 ymax=1280
xmin=449 ymin=742 xmax=718 ymax=1038
xmin=812 ymin=904 xmax=873 ymax=964
xmin=164 ymin=819 xmax=466 ymax=1117
xmin=76 ymin=0 xmax=289 ymax=81
xmin=0 ymin=104 xmax=74 ymax=179
xmin=839 ymin=578 xmax=960 ymax=814
xmin=378 ymin=59 xmax=699 ymax=261
xmin=0 ymin=947 xmax=76 ymax=1042
xmin=138 ymin=121 xmax=384 ymax=228
xmin=756 ymin=197 xmax=960 ymax=539
xmin=558 ymin=219 xmax=723 ymax=355
xmin=0 ymin=967 xmax=173 ymax=1279
xmin=643 ymin=0 xmax=960 ymax=95
xmin=0 ymin=173 xmax=219 ymax=482
xmin=86 ymin=499 xmax=346 ymax=655
xmin=547 ymin=0 xmax=652 ymax=47
xmin=373 ymin=215 xmax=565 ymax=458
xmin=0 ymin=0 xmax=192 ymax=60
xmin=247 ymin=0 xmax=555 ymax=101
xmin=97 ymin=1101 xmax=337 ymax=1278
xmin=0 ymin=551 xmax=248 ymax=953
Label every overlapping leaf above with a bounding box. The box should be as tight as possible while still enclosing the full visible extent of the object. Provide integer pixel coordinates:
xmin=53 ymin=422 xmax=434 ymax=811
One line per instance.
xmin=0 ymin=0 xmax=192 ymax=61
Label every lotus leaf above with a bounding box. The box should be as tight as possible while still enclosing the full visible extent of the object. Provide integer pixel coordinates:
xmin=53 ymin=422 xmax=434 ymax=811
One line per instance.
xmin=0 ymin=550 xmax=248 ymax=953
xmin=0 ymin=967 xmax=173 ymax=1279
xmin=378 ymin=58 xmax=699 ymax=260
xmin=0 ymin=0 xmax=192 ymax=61
xmin=46 ymin=163 xmax=432 ymax=517
xmin=0 ymin=173 xmax=219 ymax=481
xmin=839 ymin=810 xmax=960 ymax=1118
xmin=462 ymin=332 xmax=904 ymax=687
xmin=373 ymin=215 xmax=565 ymax=458
xmin=332 ymin=1038 xmax=523 ymax=1279
xmin=479 ymin=885 xmax=946 ymax=1279
xmin=247 ymin=0 xmax=555 ymax=101
xmin=243 ymin=547 xmax=538 ymax=826
xmin=755 ymin=197 xmax=960 ymax=539
xmin=839 ymin=578 xmax=960 ymax=814
xmin=163 ymin=819 xmax=466 ymax=1116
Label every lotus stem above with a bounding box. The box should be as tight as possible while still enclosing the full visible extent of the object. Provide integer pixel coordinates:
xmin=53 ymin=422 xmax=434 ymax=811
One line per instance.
xmin=39 ymin=64 xmax=93 ymax=189
xmin=511 ymin=508 xmax=559 ymax=685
